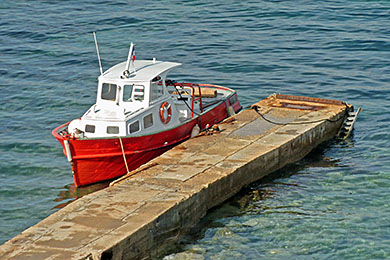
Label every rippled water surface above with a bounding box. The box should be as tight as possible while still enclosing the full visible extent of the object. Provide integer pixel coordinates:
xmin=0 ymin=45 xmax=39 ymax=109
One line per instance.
xmin=1 ymin=0 xmax=389 ymax=259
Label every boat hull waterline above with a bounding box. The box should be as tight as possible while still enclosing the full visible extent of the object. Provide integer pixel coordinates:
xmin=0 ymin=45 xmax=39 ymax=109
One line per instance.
xmin=53 ymin=84 xmax=241 ymax=187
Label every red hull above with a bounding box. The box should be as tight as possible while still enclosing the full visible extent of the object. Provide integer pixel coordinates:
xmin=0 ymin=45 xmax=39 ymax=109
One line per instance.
xmin=53 ymin=86 xmax=241 ymax=187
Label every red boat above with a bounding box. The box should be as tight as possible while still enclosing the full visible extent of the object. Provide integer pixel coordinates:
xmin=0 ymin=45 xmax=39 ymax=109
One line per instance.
xmin=52 ymin=43 xmax=241 ymax=187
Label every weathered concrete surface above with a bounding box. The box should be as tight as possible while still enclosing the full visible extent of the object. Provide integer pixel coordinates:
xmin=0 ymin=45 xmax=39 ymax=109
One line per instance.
xmin=0 ymin=94 xmax=349 ymax=260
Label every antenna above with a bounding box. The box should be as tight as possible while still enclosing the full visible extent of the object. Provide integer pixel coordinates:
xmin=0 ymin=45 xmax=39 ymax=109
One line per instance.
xmin=93 ymin=32 xmax=103 ymax=75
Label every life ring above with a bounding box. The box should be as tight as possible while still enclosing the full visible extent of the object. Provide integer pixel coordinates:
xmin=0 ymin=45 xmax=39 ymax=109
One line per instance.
xmin=160 ymin=102 xmax=172 ymax=124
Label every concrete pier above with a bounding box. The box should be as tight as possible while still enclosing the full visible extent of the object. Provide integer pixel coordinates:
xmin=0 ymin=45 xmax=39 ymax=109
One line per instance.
xmin=0 ymin=94 xmax=349 ymax=260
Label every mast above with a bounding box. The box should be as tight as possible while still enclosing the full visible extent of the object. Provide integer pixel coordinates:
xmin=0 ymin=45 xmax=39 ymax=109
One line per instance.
xmin=123 ymin=42 xmax=135 ymax=78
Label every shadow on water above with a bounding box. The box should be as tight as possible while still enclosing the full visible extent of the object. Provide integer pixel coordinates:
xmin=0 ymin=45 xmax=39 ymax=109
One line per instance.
xmin=53 ymin=181 xmax=110 ymax=209
xmin=162 ymin=137 xmax=355 ymax=258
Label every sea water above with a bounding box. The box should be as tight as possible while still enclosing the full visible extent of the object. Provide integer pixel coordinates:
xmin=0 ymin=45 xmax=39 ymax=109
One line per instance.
xmin=0 ymin=1 xmax=389 ymax=259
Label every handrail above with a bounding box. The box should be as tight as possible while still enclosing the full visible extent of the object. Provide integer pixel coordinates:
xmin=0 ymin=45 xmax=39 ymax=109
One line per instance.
xmin=188 ymin=84 xmax=203 ymax=118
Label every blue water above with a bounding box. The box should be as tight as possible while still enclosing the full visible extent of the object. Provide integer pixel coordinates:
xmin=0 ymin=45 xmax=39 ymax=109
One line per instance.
xmin=1 ymin=0 xmax=389 ymax=258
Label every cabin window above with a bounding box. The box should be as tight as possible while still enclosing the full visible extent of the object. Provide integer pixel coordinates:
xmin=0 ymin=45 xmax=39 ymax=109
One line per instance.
xmin=132 ymin=85 xmax=145 ymax=101
xmin=123 ymin=85 xmax=133 ymax=102
xmin=129 ymin=121 xmax=140 ymax=134
xmin=85 ymin=124 xmax=95 ymax=133
xmin=101 ymin=83 xmax=117 ymax=101
xmin=143 ymin=114 xmax=153 ymax=129
xmin=107 ymin=126 xmax=119 ymax=134
xmin=150 ymin=76 xmax=164 ymax=102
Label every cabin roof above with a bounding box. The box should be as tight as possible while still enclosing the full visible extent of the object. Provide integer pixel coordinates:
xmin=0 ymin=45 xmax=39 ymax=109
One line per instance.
xmin=100 ymin=60 xmax=181 ymax=82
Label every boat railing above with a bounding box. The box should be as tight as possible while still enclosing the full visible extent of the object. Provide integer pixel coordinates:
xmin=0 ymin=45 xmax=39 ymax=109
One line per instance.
xmin=166 ymin=80 xmax=204 ymax=118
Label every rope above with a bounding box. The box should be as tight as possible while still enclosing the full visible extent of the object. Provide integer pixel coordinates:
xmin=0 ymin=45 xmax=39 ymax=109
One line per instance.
xmin=252 ymin=105 xmax=344 ymax=125
xmin=119 ymin=136 xmax=130 ymax=173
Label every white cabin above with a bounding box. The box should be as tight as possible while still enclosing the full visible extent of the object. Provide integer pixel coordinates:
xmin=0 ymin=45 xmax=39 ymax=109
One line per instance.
xmin=67 ymin=59 xmax=199 ymax=138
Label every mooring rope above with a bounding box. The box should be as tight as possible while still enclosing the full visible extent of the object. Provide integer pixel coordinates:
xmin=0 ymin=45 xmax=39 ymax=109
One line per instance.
xmin=119 ymin=136 xmax=130 ymax=173
xmin=252 ymin=105 xmax=345 ymax=125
